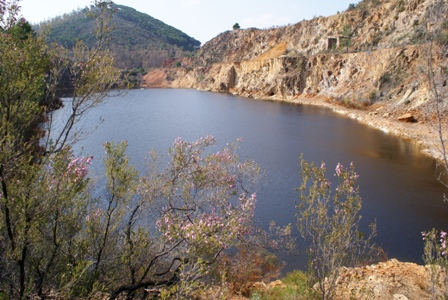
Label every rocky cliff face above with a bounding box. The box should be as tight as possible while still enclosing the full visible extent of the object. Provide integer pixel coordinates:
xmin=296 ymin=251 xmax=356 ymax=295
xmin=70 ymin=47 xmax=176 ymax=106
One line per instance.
xmin=143 ymin=0 xmax=447 ymax=125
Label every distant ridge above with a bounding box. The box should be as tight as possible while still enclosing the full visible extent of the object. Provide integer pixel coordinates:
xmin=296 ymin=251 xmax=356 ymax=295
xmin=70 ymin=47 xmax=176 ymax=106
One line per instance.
xmin=35 ymin=4 xmax=201 ymax=70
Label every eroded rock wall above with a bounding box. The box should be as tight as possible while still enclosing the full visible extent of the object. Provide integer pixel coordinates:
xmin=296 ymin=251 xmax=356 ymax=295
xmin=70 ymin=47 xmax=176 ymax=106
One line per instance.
xmin=143 ymin=0 xmax=447 ymax=120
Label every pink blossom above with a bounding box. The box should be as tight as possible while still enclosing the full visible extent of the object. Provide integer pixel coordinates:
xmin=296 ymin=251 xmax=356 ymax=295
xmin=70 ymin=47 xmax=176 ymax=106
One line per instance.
xmin=67 ymin=156 xmax=93 ymax=180
xmin=335 ymin=163 xmax=343 ymax=176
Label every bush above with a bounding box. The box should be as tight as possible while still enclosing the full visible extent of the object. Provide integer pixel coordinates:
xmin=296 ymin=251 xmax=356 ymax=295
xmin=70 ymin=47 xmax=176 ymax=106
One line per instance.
xmin=347 ymin=3 xmax=356 ymax=11
xmin=422 ymin=229 xmax=448 ymax=298
xmin=251 ymin=270 xmax=316 ymax=300
xmin=221 ymin=247 xmax=283 ymax=296
xmin=296 ymin=157 xmax=379 ymax=300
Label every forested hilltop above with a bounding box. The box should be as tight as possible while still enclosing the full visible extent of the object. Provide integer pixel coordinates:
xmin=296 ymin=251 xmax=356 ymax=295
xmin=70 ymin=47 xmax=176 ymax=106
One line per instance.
xmin=34 ymin=4 xmax=201 ymax=70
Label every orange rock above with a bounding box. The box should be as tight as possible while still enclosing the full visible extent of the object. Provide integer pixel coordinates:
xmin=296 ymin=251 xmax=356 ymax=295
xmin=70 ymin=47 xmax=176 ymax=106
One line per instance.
xmin=398 ymin=113 xmax=415 ymax=122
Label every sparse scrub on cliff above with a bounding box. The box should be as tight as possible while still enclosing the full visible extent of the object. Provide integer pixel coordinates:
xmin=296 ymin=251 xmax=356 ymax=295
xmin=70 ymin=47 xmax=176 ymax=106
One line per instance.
xmin=396 ymin=0 xmax=406 ymax=13
xmin=380 ymin=72 xmax=392 ymax=85
xmin=411 ymin=27 xmax=426 ymax=44
xmin=368 ymin=90 xmax=378 ymax=102
xmin=435 ymin=21 xmax=448 ymax=46
xmin=339 ymin=25 xmax=354 ymax=51
xmin=346 ymin=3 xmax=356 ymax=11
xmin=332 ymin=96 xmax=366 ymax=110
xmin=346 ymin=0 xmax=384 ymax=13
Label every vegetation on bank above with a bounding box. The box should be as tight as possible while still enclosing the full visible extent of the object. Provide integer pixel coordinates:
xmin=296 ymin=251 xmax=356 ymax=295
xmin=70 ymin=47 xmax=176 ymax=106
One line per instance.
xmin=1 ymin=0 xmax=448 ymax=299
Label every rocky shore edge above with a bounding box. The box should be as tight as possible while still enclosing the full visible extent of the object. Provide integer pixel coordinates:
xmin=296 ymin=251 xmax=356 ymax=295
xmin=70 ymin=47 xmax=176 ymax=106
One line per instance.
xmin=228 ymin=92 xmax=446 ymax=164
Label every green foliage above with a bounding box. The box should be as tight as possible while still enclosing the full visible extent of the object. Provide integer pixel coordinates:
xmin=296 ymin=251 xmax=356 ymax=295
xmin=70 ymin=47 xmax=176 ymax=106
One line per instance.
xmin=339 ymin=25 xmax=353 ymax=50
xmin=1 ymin=129 xmax=264 ymax=299
xmin=435 ymin=20 xmax=448 ymax=46
xmin=410 ymin=27 xmax=426 ymax=44
xmin=6 ymin=19 xmax=34 ymax=40
xmin=115 ymin=5 xmax=200 ymax=50
xmin=347 ymin=3 xmax=356 ymax=11
xmin=0 ymin=1 xmax=120 ymax=298
xmin=93 ymin=136 xmax=263 ymax=299
xmin=369 ymin=90 xmax=377 ymax=102
xmin=233 ymin=22 xmax=241 ymax=30
xmin=251 ymin=270 xmax=316 ymax=300
xmin=422 ymin=229 xmax=448 ymax=298
xmin=0 ymin=149 xmax=92 ymax=298
xmin=0 ymin=29 xmax=49 ymax=147
xmin=341 ymin=25 xmax=353 ymax=39
xmin=380 ymin=72 xmax=391 ymax=84
xmin=397 ymin=0 xmax=405 ymax=12
xmin=296 ymin=157 xmax=378 ymax=300
xmin=371 ymin=31 xmax=383 ymax=47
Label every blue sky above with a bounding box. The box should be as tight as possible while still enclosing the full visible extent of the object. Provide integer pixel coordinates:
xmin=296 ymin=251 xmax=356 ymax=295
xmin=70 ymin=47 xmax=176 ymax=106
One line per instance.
xmin=21 ymin=0 xmax=360 ymax=44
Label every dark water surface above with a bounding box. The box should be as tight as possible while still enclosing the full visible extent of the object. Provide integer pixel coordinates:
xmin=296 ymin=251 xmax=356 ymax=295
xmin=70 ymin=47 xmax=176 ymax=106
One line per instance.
xmin=52 ymin=88 xmax=448 ymax=272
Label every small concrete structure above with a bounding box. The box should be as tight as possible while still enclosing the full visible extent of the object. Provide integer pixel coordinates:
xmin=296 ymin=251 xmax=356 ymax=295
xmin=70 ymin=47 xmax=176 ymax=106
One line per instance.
xmin=327 ymin=36 xmax=350 ymax=50
xmin=327 ymin=37 xmax=338 ymax=50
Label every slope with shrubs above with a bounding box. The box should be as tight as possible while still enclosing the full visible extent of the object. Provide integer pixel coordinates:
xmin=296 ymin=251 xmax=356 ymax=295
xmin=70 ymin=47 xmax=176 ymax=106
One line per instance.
xmin=34 ymin=4 xmax=201 ymax=70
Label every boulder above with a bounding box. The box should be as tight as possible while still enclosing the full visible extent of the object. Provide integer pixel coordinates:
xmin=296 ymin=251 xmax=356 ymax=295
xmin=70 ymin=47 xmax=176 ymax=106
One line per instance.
xmin=398 ymin=113 xmax=415 ymax=122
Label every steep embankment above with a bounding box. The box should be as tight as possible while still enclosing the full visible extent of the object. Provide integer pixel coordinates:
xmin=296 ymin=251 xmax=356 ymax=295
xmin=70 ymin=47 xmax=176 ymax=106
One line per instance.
xmin=143 ymin=0 xmax=447 ymax=160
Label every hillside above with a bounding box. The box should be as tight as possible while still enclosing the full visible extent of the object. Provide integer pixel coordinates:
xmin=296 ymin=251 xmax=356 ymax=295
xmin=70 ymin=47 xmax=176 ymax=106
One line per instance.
xmin=35 ymin=4 xmax=201 ymax=70
xmin=143 ymin=0 xmax=448 ymax=160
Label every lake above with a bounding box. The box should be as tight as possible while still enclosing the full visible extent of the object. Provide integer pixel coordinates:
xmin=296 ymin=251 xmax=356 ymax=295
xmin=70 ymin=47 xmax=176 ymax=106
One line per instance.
xmin=51 ymin=88 xmax=448 ymax=272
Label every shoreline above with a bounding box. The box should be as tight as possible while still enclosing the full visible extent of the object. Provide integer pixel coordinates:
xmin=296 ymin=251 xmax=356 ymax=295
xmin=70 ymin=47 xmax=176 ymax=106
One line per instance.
xmin=233 ymin=92 xmax=445 ymax=163
xmin=146 ymin=85 xmax=446 ymax=164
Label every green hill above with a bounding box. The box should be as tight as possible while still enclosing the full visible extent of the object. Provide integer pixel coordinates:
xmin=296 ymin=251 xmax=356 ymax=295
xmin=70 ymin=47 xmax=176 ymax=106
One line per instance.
xmin=35 ymin=4 xmax=201 ymax=70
